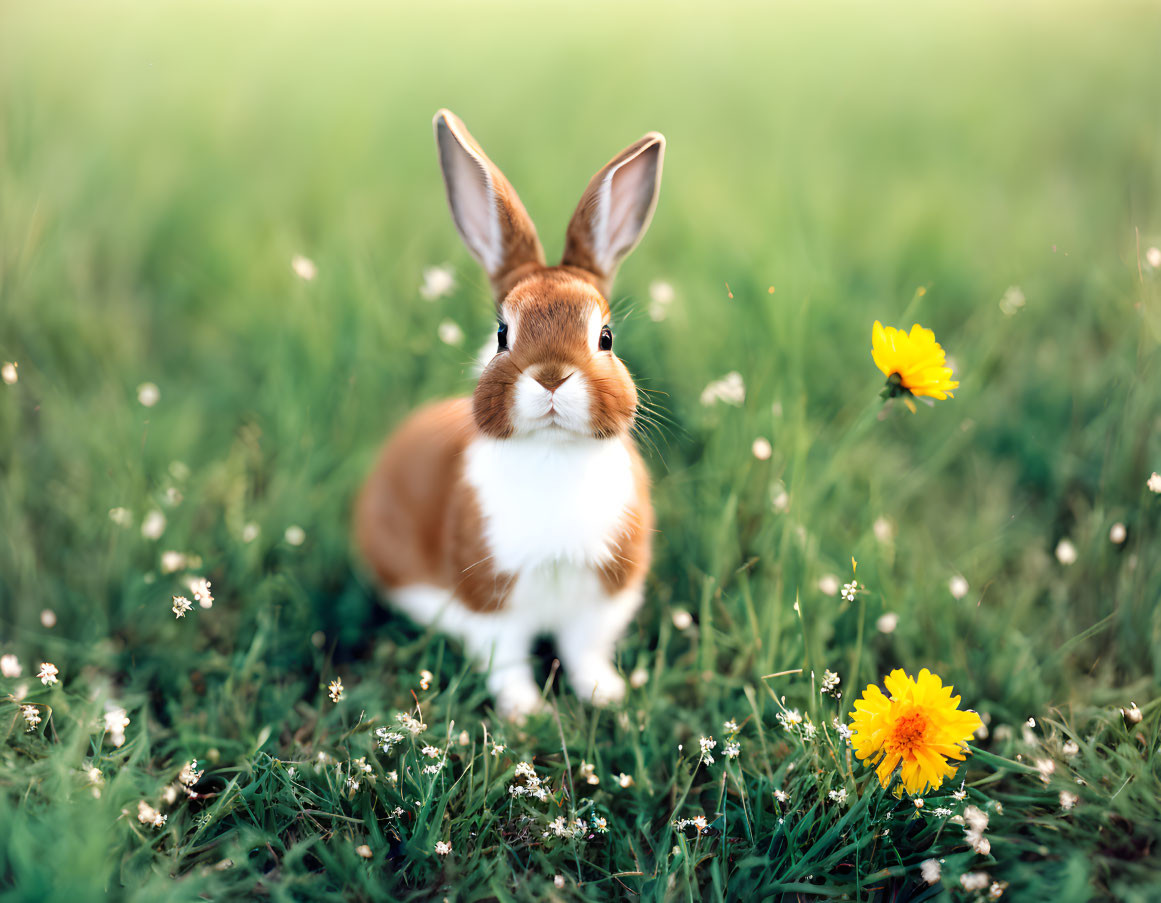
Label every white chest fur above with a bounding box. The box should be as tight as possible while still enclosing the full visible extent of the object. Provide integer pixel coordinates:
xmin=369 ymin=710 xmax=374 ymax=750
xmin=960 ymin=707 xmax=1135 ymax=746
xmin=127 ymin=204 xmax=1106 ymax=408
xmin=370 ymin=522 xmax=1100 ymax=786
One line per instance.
xmin=464 ymin=434 xmax=635 ymax=574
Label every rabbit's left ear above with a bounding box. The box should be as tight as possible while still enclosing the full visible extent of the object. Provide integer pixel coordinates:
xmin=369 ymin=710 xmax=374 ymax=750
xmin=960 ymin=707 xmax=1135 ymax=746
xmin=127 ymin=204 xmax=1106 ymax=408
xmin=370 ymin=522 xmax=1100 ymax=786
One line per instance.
xmin=561 ymin=132 xmax=665 ymax=298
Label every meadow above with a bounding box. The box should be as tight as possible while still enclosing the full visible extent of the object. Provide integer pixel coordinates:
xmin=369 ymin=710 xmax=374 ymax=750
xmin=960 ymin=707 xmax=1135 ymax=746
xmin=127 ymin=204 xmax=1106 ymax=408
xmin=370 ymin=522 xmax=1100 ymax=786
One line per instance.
xmin=2 ymin=1 xmax=1161 ymax=900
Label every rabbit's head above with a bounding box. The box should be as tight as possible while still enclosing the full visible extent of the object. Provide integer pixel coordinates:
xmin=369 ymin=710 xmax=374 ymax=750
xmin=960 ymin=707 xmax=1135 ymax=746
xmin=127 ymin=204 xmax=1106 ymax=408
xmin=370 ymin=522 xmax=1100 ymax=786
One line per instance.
xmin=434 ymin=109 xmax=664 ymax=441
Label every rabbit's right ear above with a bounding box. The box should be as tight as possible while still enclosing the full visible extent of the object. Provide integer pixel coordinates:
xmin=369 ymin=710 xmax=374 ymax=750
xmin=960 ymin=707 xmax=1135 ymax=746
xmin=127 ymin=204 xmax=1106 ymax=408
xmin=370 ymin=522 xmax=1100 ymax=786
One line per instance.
xmin=434 ymin=110 xmax=546 ymax=297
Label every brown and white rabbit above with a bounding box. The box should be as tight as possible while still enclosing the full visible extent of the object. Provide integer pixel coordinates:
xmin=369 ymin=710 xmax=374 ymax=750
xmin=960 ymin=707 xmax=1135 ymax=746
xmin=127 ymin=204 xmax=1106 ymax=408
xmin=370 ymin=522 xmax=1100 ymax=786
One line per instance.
xmin=354 ymin=109 xmax=664 ymax=719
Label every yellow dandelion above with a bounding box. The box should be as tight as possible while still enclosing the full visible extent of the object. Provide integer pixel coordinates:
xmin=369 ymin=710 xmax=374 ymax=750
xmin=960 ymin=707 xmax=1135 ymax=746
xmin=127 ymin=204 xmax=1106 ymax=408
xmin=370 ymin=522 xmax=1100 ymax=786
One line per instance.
xmin=871 ymin=321 xmax=959 ymax=405
xmin=849 ymin=668 xmax=982 ymax=795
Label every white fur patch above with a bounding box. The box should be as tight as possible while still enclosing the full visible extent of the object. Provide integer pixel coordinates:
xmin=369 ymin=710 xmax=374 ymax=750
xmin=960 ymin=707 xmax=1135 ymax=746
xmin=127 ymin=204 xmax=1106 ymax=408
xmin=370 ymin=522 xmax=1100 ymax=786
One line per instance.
xmin=511 ymin=371 xmax=591 ymax=435
xmin=464 ymin=434 xmax=635 ymax=574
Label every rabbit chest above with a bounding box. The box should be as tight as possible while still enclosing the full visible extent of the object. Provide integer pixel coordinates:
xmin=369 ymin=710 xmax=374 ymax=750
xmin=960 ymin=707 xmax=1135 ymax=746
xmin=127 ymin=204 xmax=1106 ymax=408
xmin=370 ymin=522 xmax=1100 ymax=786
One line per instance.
xmin=463 ymin=434 xmax=636 ymax=575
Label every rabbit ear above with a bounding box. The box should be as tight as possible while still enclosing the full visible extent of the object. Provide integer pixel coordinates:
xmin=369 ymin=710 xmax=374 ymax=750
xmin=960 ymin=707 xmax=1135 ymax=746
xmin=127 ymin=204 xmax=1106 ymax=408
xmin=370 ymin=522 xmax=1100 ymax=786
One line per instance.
xmin=561 ymin=132 xmax=665 ymax=298
xmin=434 ymin=110 xmax=546 ymax=296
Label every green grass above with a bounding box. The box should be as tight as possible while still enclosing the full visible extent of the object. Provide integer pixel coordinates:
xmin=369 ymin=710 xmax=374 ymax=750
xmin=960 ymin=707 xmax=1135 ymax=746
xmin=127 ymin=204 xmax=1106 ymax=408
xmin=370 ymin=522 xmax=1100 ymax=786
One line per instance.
xmin=3 ymin=0 xmax=1161 ymax=899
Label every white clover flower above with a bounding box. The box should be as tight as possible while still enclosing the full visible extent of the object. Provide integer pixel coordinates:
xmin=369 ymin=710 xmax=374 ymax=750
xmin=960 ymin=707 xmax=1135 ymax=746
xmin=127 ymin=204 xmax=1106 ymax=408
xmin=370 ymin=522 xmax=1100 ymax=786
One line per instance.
xmin=242 ymin=522 xmax=260 ymax=543
xmin=751 ymin=437 xmax=772 ymax=460
xmin=105 ymin=706 xmax=130 ymax=747
xmin=355 ymin=844 xmax=372 ymax=859
xmin=629 ymin=667 xmax=649 ymax=688
xmin=773 ymin=789 xmax=790 ymax=804
xmin=434 ymin=840 xmax=451 ymax=856
xmin=960 ymin=872 xmax=990 ymax=891
xmin=1 ymin=654 xmax=21 ymax=678
xmin=818 ymin=574 xmax=840 ymax=596
xmin=949 ymin=575 xmax=969 ymax=599
xmin=1 ymin=362 xmax=17 ymax=385
xmin=21 ymin=705 xmax=41 ymax=731
xmin=828 ymin=788 xmax=848 ymax=805
xmin=1147 ymin=247 xmax=1161 ymax=269
xmin=137 ymin=800 xmax=167 ymax=828
xmin=40 ymin=609 xmax=56 ymax=628
xmin=1109 ymin=523 xmax=1127 ymax=544
xmin=1035 ymin=757 xmax=1056 ymax=783
xmin=291 ymin=255 xmax=318 ymax=281
xmin=1148 ymin=472 xmax=1161 ymax=494
xmin=872 ymin=516 xmax=894 ymax=544
xmin=1062 ymin=740 xmax=1079 ymax=757
xmin=137 ymin=382 xmax=160 ymax=407
xmin=876 ymin=612 xmax=899 ymax=634
xmin=999 ymin=285 xmax=1025 ymax=316
xmin=554 ymin=874 xmax=565 ymax=888
xmin=438 ymin=319 xmax=464 ymax=346
xmin=172 ymin=595 xmax=193 ymax=618
xmin=699 ymin=371 xmax=745 ymax=406
xmin=327 ymin=678 xmax=344 ymax=703
xmin=1060 ymin=790 xmax=1078 ymax=811
xmin=37 ymin=662 xmax=59 ymax=686
xmin=617 ymin=772 xmax=634 ymax=789
xmin=189 ymin=577 xmax=213 ymax=609
xmin=284 ymin=525 xmax=306 ymax=546
xmin=160 ymin=551 xmax=187 ymax=574
xmin=179 ymin=760 xmax=203 ymax=787
xmin=1054 ymin=538 xmax=1078 ymax=565
xmin=671 ymin=609 xmax=693 ymax=630
xmin=419 ymin=265 xmax=455 ymax=300
xmin=141 ymin=509 xmax=166 ymax=540
xmin=920 ymin=859 xmax=941 ymax=884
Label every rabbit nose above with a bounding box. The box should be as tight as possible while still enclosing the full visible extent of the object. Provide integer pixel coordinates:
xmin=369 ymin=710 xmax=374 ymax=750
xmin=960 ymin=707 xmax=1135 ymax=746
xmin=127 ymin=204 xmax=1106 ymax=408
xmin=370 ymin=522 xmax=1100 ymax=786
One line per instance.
xmin=535 ymin=372 xmax=571 ymax=393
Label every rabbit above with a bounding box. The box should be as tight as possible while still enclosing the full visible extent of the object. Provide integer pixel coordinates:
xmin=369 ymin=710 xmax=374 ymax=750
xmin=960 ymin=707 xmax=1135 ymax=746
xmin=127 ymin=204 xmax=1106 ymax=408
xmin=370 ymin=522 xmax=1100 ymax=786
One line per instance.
xmin=354 ymin=109 xmax=664 ymax=720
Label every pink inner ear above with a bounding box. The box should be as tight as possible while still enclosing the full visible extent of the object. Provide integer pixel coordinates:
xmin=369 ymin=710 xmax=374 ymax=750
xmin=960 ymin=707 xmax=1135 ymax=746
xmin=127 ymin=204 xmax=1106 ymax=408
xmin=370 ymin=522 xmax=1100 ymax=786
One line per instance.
xmin=596 ymin=148 xmax=660 ymax=273
xmin=445 ymin=147 xmax=499 ymax=269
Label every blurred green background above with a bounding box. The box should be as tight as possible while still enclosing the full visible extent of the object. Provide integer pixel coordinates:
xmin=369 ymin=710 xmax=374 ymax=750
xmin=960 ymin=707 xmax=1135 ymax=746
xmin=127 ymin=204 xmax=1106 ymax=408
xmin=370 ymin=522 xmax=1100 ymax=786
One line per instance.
xmin=2 ymin=1 xmax=1161 ymax=899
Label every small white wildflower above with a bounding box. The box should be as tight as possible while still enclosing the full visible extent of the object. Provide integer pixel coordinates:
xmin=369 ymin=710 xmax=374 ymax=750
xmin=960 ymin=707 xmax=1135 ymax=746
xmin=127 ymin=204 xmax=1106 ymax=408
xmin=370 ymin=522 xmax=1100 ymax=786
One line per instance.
xmin=490 ymin=742 xmax=505 ymax=756
xmin=242 ymin=522 xmax=260 ymax=543
xmin=137 ymin=800 xmax=166 ymax=828
xmin=37 ymin=662 xmax=59 ymax=686
xmin=40 ymin=609 xmax=56 ymax=628
xmin=160 ymin=551 xmax=187 ymax=574
xmin=820 ymin=670 xmax=841 ymax=695
xmin=801 ymin=719 xmax=817 ymax=741
xmin=949 ymin=575 xmax=969 ymax=599
xmin=773 ymin=789 xmax=790 ymax=804
xmin=648 ymin=279 xmax=675 ymax=320
xmin=592 ymin=816 xmax=608 ymax=832
xmin=419 ymin=265 xmax=455 ymax=300
xmin=1 ymin=654 xmax=21 ymax=678
xmin=1 ymin=362 xmax=17 ymax=385
xmin=952 ymin=782 xmax=967 ymax=802
xmin=920 ymin=858 xmax=941 ymax=884
xmin=671 ymin=609 xmax=693 ymax=630
xmin=876 ymin=612 xmax=899 ymax=634
xmin=172 ymin=595 xmax=193 ymax=618
xmin=770 ymin=483 xmax=790 ymax=512
xmin=355 ymin=844 xmax=372 ymax=859
xmin=832 ymin=718 xmax=852 ymax=741
xmin=818 ymin=574 xmax=840 ymax=596
xmin=434 ymin=840 xmax=451 ymax=856
xmin=776 ymin=709 xmax=802 ymax=732
xmin=1109 ymin=522 xmax=1127 ymax=544
xmin=137 ymin=382 xmax=160 ymax=407
xmin=141 ymin=509 xmax=166 ymax=540
xmin=419 ymin=669 xmax=433 ymax=691
xmin=828 ymin=788 xmax=848 ymax=805
xmin=841 ymin=580 xmax=858 ymax=602
xmin=177 ymin=760 xmax=202 ymax=788
xmin=629 ymin=666 xmax=648 ymax=688
xmin=105 ymin=706 xmax=130 ymax=747
xmin=931 ymin=807 xmax=953 ymax=817
xmin=1062 ymin=739 xmax=1079 ymax=757
xmin=109 ymin=507 xmax=133 ymax=527
xmin=723 ymin=741 xmax=741 ymax=759
xmin=872 ymin=516 xmax=894 ymax=543
xmin=913 ymin=797 xmax=925 ymax=809
xmin=328 ymin=678 xmax=344 ymax=703
xmin=395 ymin=712 xmax=427 ymax=734
xmin=189 ymin=577 xmax=213 ymax=609
xmin=554 ymin=874 xmax=565 ymax=888
xmin=999 ymin=285 xmax=1025 ymax=316
xmin=437 ymin=319 xmax=464 ymax=346
xmin=1122 ymin=702 xmax=1142 ymax=723
xmin=284 ymin=525 xmax=306 ymax=546
xmin=960 ymin=872 xmax=990 ymax=892
xmin=617 ymin=772 xmax=634 ymax=789
xmin=375 ymin=729 xmax=405 ymax=753
xmin=1147 ymin=247 xmax=1161 ymax=269
xmin=989 ymin=880 xmax=1009 ymax=899
xmin=1054 ymin=538 xmax=1077 ymax=565
xmin=751 ymin=437 xmax=772 ymax=460
xmin=21 ymin=705 xmax=41 ymax=731
xmin=421 ymin=745 xmax=441 ymax=758
xmin=291 ymin=255 xmax=318 ymax=281
xmin=699 ymin=371 xmax=745 ymax=406
xmin=1035 ymin=757 xmax=1056 ymax=783
xmin=1060 ymin=790 xmax=1078 ymax=810
xmin=723 ymin=720 xmax=739 ymax=733
xmin=387 ymin=770 xmax=398 ymax=783
xmin=162 ymin=785 xmax=179 ymax=806
xmin=1148 ymin=472 xmax=1161 ymax=494
xmin=578 ymin=761 xmax=600 ymax=786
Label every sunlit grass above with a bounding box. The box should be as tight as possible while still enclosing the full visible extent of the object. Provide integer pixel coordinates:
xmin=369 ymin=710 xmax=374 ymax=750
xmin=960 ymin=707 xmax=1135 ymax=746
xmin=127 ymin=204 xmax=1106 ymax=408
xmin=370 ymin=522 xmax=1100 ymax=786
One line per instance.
xmin=2 ymin=1 xmax=1161 ymax=900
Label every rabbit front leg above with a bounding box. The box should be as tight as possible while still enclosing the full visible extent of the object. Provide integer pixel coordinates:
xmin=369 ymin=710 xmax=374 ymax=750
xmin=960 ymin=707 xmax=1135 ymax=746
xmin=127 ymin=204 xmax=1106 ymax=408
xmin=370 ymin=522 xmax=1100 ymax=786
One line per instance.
xmin=459 ymin=611 xmax=544 ymax=721
xmin=554 ymin=581 xmax=643 ymax=707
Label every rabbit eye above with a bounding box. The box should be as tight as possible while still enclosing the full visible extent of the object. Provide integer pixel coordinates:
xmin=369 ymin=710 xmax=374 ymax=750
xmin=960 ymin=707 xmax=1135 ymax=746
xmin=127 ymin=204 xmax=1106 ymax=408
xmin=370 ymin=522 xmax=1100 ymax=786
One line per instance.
xmin=599 ymin=326 xmax=613 ymax=351
xmin=497 ymin=322 xmax=509 ymax=351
